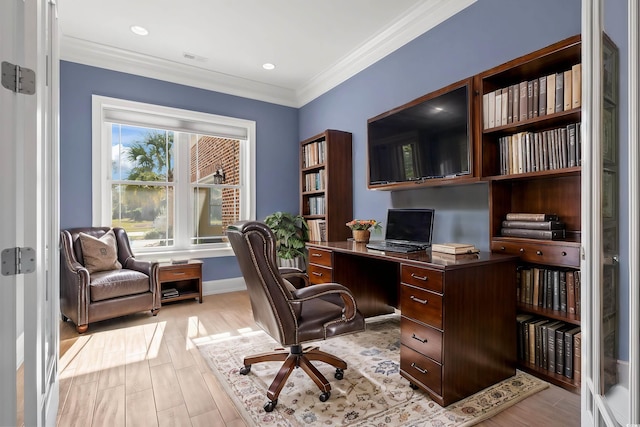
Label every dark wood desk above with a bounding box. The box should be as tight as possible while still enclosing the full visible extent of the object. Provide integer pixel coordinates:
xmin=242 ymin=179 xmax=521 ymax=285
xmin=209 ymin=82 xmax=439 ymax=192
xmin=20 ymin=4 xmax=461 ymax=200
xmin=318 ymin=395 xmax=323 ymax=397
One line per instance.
xmin=306 ymin=241 xmax=518 ymax=406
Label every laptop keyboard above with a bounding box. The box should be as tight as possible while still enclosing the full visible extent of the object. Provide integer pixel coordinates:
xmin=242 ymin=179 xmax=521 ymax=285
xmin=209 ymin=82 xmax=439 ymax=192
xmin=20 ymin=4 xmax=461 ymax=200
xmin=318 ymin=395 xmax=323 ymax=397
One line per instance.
xmin=365 ymin=241 xmax=429 ymax=253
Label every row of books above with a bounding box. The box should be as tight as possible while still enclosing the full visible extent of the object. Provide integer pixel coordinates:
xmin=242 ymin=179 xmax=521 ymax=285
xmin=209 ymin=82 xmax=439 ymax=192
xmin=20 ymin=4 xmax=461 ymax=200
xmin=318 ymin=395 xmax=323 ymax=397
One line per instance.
xmin=483 ymin=63 xmax=582 ymax=130
xmin=307 ymin=219 xmax=327 ymax=242
xmin=497 ymin=123 xmax=581 ymax=176
xmin=501 ymin=212 xmax=566 ymax=241
xmin=306 ymin=195 xmax=325 ymax=215
xmin=301 ymin=139 xmax=326 ymax=168
xmin=517 ymin=314 xmax=581 ymax=382
xmin=303 ymin=170 xmax=325 ymax=192
xmin=517 ymin=267 xmax=581 ymax=317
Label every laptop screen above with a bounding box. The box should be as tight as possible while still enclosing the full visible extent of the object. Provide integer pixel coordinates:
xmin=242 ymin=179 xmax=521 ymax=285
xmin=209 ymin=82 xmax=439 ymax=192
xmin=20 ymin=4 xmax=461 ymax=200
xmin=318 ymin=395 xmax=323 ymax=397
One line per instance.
xmin=385 ymin=208 xmax=435 ymax=245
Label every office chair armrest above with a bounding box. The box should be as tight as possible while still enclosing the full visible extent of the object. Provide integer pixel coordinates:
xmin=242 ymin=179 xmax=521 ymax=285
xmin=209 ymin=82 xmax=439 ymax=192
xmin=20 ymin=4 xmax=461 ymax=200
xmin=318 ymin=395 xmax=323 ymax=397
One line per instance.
xmin=280 ymin=268 xmax=309 ymax=288
xmin=291 ymin=283 xmax=358 ymax=321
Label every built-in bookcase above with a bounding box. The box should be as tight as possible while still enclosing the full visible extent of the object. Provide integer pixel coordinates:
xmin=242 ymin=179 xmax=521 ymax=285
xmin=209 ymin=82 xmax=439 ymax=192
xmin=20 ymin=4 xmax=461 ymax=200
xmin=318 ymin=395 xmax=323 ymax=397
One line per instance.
xmin=478 ymin=35 xmax=583 ymax=392
xmin=300 ymin=130 xmax=353 ymax=242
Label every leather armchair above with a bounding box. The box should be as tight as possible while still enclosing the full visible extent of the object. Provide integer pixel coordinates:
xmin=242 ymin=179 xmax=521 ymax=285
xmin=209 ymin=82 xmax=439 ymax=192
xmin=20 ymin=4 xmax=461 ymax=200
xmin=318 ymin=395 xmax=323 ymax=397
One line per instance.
xmin=60 ymin=227 xmax=160 ymax=333
xmin=226 ymin=221 xmax=365 ymax=412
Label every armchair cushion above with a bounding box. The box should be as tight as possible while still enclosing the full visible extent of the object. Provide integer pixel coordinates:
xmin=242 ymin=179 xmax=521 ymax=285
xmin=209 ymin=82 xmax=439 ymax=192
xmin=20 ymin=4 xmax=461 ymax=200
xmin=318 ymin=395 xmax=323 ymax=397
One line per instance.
xmin=90 ymin=269 xmax=150 ymax=302
xmin=78 ymin=229 xmax=122 ymax=273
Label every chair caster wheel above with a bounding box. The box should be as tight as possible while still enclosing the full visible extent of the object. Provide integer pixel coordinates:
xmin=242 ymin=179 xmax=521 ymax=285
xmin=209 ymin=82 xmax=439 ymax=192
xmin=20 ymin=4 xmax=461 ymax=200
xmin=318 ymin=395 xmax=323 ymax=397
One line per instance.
xmin=264 ymin=399 xmax=277 ymax=412
xmin=239 ymin=365 xmax=252 ymax=375
xmin=409 ymin=382 xmax=419 ymax=390
xmin=334 ymin=368 xmax=344 ymax=380
xmin=319 ymin=391 xmax=331 ymax=402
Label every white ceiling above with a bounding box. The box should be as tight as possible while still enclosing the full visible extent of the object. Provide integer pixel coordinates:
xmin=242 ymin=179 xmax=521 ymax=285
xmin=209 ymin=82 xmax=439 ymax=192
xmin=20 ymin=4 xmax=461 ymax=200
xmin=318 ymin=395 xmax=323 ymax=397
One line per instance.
xmin=58 ymin=0 xmax=475 ymax=107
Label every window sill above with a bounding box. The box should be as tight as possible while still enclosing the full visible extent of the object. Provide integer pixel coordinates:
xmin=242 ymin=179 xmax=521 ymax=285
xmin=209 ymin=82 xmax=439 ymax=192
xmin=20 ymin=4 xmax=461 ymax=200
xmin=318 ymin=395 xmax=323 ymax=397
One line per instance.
xmin=134 ymin=246 xmax=235 ymax=262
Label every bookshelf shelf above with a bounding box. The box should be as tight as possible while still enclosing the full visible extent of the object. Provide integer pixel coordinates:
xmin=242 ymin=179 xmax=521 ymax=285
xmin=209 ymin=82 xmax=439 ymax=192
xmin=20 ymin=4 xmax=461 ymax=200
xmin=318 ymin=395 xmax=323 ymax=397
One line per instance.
xmin=300 ymin=130 xmax=353 ymax=242
xmin=480 ymin=35 xmax=583 ymax=391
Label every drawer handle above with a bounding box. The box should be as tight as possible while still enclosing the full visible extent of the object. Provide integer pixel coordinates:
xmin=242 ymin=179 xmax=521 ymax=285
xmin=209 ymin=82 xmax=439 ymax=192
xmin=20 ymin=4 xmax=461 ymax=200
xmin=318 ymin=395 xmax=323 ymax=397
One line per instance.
xmin=562 ymin=251 xmax=567 ymax=256
xmin=500 ymin=246 xmax=506 ymax=251
xmin=536 ymin=250 xmax=543 ymax=256
xmin=311 ymin=253 xmax=322 ymax=257
xmin=411 ymin=333 xmax=428 ymax=344
xmin=411 ymin=362 xmax=428 ymax=375
xmin=519 ymin=248 xmax=525 ymax=253
xmin=312 ymin=272 xmax=323 ymax=277
xmin=172 ymin=272 xmax=186 ymax=276
xmin=410 ymin=295 xmax=428 ymax=305
xmin=410 ymin=273 xmax=428 ymax=281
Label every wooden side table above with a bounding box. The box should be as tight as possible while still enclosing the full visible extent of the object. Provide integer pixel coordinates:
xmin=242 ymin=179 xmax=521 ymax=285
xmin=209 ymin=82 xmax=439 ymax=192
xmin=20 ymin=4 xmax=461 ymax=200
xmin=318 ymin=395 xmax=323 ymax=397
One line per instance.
xmin=158 ymin=260 xmax=203 ymax=304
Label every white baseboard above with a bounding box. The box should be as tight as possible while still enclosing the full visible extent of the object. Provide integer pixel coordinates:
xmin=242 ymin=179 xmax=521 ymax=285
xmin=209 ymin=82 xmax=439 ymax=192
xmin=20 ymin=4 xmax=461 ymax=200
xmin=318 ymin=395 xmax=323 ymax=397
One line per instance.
xmin=202 ymin=277 xmax=246 ymax=296
xmin=16 ymin=332 xmax=24 ymax=370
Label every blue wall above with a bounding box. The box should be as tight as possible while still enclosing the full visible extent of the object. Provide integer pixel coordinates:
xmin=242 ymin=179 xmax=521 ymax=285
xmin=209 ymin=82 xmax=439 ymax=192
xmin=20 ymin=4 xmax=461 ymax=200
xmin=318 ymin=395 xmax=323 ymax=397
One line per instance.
xmin=299 ymin=0 xmax=582 ymax=250
xmin=60 ymin=62 xmax=299 ymax=280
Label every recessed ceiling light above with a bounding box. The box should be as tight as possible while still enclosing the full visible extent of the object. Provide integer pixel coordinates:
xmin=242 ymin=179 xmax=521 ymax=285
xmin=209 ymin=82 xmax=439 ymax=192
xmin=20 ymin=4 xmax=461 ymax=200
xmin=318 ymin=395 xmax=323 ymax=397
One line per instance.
xmin=262 ymin=63 xmax=276 ymax=70
xmin=130 ymin=25 xmax=149 ymax=36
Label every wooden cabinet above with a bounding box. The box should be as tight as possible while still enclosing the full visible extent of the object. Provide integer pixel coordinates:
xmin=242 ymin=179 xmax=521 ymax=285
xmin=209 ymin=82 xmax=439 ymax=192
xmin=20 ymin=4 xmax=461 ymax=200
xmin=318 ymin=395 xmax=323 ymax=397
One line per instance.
xmin=158 ymin=260 xmax=203 ymax=304
xmin=478 ymin=35 xmax=582 ymax=392
xmin=399 ymin=260 xmax=517 ymax=406
xmin=300 ymin=130 xmax=353 ymax=242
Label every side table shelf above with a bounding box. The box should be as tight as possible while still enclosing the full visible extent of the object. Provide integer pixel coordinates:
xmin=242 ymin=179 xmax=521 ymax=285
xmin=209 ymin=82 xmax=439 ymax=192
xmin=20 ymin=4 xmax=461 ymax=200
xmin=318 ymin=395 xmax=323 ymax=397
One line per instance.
xmin=158 ymin=260 xmax=203 ymax=304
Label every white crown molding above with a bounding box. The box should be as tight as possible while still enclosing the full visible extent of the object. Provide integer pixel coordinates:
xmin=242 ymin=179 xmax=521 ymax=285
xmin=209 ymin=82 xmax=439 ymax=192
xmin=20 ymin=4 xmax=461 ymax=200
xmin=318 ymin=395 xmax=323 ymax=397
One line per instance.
xmin=60 ymin=0 xmax=475 ymax=108
xmin=296 ymin=0 xmax=477 ymax=107
xmin=60 ymin=36 xmax=300 ymax=107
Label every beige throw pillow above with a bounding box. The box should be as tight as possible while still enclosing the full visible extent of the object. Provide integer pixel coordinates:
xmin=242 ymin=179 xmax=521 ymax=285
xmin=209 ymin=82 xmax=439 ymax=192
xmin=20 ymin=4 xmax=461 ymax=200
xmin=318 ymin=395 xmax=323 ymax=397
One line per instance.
xmin=79 ymin=229 xmax=122 ymax=273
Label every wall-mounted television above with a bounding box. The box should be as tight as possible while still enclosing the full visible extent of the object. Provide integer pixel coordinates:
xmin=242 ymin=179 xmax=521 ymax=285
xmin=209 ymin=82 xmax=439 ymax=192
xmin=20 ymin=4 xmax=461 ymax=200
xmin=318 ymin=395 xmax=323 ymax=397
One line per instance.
xmin=367 ymin=79 xmax=472 ymax=188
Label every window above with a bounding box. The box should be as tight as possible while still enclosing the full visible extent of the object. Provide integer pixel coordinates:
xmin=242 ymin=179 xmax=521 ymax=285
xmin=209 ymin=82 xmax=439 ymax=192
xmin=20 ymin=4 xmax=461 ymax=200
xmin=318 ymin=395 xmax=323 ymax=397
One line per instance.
xmin=92 ymin=96 xmax=255 ymax=258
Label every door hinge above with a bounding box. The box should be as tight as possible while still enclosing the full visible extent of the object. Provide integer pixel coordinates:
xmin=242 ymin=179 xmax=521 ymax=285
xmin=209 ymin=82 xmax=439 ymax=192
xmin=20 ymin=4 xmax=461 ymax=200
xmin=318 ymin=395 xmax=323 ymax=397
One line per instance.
xmin=1 ymin=61 xmax=36 ymax=95
xmin=1 ymin=247 xmax=36 ymax=276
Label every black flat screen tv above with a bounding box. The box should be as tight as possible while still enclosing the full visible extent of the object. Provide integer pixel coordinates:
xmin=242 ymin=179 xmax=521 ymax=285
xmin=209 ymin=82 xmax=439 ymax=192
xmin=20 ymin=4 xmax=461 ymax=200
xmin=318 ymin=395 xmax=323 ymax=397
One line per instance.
xmin=367 ymin=79 xmax=472 ymax=187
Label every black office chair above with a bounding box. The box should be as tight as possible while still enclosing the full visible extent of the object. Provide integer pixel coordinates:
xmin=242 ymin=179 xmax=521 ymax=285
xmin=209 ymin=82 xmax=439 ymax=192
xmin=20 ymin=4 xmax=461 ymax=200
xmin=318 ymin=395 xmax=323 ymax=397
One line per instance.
xmin=226 ymin=221 xmax=365 ymax=412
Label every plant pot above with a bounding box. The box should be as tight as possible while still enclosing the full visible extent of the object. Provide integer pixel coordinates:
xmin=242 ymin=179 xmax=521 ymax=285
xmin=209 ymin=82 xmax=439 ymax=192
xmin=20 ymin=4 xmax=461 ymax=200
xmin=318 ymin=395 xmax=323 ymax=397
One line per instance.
xmin=352 ymin=229 xmax=371 ymax=243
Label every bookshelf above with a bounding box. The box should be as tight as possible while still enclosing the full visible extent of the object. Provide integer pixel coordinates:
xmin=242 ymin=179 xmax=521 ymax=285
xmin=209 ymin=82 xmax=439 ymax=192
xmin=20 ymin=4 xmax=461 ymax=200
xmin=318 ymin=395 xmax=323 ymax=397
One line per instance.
xmin=478 ymin=35 xmax=583 ymax=392
xmin=300 ymin=129 xmax=353 ymax=242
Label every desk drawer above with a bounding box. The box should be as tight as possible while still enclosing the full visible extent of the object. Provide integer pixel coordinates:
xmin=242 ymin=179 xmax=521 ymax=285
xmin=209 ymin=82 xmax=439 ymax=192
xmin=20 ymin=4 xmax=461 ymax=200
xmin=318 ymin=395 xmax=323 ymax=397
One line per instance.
xmin=401 ymin=317 xmax=442 ymax=363
xmin=491 ymin=240 xmax=579 ymax=267
xmin=400 ymin=345 xmax=442 ymax=395
xmin=159 ymin=266 xmax=200 ymax=282
xmin=401 ymin=265 xmax=443 ymax=294
xmin=400 ymin=284 xmax=443 ymax=330
xmin=307 ymin=264 xmax=332 ymax=284
xmin=308 ymin=248 xmax=333 ymax=267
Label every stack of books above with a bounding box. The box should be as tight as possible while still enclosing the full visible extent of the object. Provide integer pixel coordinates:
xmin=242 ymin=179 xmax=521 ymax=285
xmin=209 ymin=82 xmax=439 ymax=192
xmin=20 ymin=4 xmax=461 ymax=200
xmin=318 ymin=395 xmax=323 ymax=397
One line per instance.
xmin=501 ymin=213 xmax=566 ymax=240
xmin=162 ymin=288 xmax=179 ymax=299
xmin=307 ymin=219 xmax=327 ymax=242
xmin=431 ymin=243 xmax=479 ymax=263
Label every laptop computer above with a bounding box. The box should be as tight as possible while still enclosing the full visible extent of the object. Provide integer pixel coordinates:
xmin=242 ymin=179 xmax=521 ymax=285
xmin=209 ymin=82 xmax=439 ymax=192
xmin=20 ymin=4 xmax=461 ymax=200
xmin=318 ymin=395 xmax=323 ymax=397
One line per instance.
xmin=366 ymin=208 xmax=435 ymax=253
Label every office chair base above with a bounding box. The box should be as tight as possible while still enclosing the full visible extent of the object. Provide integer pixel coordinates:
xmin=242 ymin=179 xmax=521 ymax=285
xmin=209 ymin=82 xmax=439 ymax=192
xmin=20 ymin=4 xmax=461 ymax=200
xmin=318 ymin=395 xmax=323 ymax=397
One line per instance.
xmin=239 ymin=344 xmax=347 ymax=411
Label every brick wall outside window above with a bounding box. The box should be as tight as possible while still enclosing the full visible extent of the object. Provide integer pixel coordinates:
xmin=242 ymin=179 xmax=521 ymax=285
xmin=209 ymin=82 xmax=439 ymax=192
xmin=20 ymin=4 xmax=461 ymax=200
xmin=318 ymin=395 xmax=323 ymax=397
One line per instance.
xmin=190 ymin=136 xmax=241 ymax=238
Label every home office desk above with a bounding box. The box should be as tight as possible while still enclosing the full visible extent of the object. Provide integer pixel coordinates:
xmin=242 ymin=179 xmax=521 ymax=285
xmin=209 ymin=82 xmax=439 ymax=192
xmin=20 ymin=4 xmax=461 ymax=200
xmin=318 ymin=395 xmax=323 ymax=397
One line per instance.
xmin=306 ymin=241 xmax=519 ymax=406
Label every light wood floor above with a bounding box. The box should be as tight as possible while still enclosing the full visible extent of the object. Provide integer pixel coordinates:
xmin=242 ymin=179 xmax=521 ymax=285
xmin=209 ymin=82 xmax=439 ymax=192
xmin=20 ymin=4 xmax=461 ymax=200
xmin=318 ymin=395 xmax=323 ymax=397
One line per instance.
xmin=51 ymin=290 xmax=580 ymax=426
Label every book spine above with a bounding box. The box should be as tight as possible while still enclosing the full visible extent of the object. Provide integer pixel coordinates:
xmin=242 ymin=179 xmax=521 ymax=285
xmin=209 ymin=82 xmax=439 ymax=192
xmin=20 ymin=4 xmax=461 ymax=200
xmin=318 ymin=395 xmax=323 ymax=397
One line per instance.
xmin=574 ymin=332 xmax=582 ymax=383
xmin=501 ymin=228 xmax=565 ymax=240
xmin=519 ymin=81 xmax=528 ymax=121
xmin=538 ymin=75 xmax=547 ymax=116
xmin=507 ymin=85 xmax=514 ymax=123
xmin=572 ymin=63 xmax=582 ymax=108
xmin=546 ymin=73 xmax=556 ymax=115
xmin=563 ymin=69 xmax=573 ymax=110
xmin=505 ymin=213 xmax=559 ymax=221
xmin=527 ymin=80 xmax=534 ymax=119
xmin=552 ymin=270 xmax=560 ymax=311
xmin=513 ymin=83 xmax=520 ymax=123
xmin=488 ymin=90 xmax=496 ymax=128
xmin=501 ymin=220 xmax=565 ymax=230
xmin=564 ymin=329 xmax=577 ymax=378
xmin=560 ymin=271 xmax=567 ymax=312
xmin=567 ymin=271 xmax=576 ymax=314
xmin=555 ymin=327 xmax=565 ymax=375
xmin=548 ymin=324 xmax=557 ymax=373
xmin=501 ymin=87 xmax=509 ymax=126
xmin=533 ymin=78 xmax=539 ymax=118
xmin=555 ymin=72 xmax=564 ymax=112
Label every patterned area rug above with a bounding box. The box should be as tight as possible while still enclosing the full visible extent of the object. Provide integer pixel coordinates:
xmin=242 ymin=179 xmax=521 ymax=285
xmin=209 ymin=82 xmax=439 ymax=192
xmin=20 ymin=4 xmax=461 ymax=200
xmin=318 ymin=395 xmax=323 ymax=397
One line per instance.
xmin=196 ymin=314 xmax=548 ymax=426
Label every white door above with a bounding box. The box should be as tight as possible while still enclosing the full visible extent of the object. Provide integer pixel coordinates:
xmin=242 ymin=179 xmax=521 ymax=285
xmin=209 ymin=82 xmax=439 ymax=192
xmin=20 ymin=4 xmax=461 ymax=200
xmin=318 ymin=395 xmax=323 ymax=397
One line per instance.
xmin=582 ymin=0 xmax=639 ymax=426
xmin=0 ymin=0 xmax=59 ymax=426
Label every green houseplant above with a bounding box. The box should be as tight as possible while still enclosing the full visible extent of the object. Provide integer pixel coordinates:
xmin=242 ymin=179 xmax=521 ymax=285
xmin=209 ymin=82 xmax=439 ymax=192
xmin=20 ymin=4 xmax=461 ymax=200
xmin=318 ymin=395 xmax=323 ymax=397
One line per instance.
xmin=264 ymin=212 xmax=309 ymax=269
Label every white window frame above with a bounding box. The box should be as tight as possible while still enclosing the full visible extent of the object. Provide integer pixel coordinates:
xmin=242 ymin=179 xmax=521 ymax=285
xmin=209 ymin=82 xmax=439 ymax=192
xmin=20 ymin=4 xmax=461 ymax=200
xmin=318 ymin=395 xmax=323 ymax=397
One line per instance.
xmin=92 ymin=95 xmax=256 ymax=258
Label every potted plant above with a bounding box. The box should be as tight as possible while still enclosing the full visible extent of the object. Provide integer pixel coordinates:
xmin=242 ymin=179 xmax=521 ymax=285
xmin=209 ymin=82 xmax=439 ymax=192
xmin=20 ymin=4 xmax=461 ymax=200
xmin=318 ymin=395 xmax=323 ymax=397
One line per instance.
xmin=346 ymin=219 xmax=382 ymax=243
xmin=264 ymin=211 xmax=309 ymax=270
